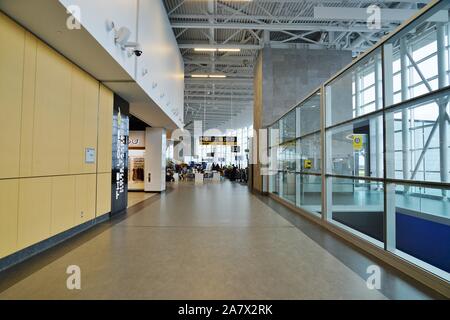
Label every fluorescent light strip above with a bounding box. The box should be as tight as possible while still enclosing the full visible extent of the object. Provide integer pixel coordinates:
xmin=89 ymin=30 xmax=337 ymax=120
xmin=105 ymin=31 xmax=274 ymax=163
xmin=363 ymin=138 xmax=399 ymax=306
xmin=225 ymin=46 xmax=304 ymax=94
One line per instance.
xmin=191 ymin=74 xmax=227 ymax=78
xmin=218 ymin=48 xmax=241 ymax=52
xmin=194 ymin=48 xmax=217 ymax=52
xmin=194 ymin=48 xmax=242 ymax=52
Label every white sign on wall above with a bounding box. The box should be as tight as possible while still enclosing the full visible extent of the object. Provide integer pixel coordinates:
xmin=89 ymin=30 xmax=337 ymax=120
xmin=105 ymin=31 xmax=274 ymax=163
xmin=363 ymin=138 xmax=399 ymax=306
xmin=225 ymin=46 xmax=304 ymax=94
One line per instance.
xmin=85 ymin=148 xmax=96 ymax=164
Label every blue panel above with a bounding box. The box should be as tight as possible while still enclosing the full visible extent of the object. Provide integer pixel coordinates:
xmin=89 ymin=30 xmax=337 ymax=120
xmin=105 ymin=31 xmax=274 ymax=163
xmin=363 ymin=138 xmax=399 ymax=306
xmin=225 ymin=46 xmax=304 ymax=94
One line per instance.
xmin=396 ymin=212 xmax=450 ymax=273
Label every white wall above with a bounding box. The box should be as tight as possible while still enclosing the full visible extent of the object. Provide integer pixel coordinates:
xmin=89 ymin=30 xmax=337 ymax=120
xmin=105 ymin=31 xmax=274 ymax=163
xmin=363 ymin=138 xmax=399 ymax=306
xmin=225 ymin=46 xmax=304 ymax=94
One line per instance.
xmin=59 ymin=0 xmax=138 ymax=78
xmin=136 ymin=0 xmax=184 ymax=125
xmin=59 ymin=0 xmax=184 ymax=127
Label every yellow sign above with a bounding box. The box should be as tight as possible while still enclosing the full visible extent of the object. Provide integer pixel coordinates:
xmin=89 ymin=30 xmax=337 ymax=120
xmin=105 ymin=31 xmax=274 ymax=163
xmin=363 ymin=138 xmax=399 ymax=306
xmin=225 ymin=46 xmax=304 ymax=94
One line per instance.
xmin=304 ymin=159 xmax=313 ymax=169
xmin=353 ymin=135 xmax=363 ymax=150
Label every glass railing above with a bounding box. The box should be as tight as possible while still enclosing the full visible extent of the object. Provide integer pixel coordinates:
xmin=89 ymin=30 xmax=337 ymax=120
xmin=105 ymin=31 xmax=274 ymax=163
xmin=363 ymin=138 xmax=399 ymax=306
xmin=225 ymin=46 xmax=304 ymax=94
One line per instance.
xmin=266 ymin=0 xmax=450 ymax=283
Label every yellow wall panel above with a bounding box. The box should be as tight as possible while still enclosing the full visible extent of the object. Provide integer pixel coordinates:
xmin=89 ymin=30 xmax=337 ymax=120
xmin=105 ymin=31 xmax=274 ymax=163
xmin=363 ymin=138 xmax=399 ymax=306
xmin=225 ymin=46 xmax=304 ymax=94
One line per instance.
xmin=33 ymin=42 xmax=72 ymax=176
xmin=0 ymin=180 xmax=19 ymax=259
xmin=75 ymin=174 xmax=96 ymax=225
xmin=20 ymin=32 xmax=38 ymax=178
xmin=0 ymin=12 xmax=24 ymax=179
xmin=51 ymin=176 xmax=75 ymax=236
xmin=96 ymin=172 xmax=111 ymax=217
xmin=0 ymin=16 xmax=115 ymax=258
xmin=18 ymin=178 xmax=52 ymax=250
xmin=97 ymin=85 xmax=113 ymax=173
xmin=83 ymin=74 xmax=99 ymax=174
xmin=69 ymin=66 xmax=86 ymax=174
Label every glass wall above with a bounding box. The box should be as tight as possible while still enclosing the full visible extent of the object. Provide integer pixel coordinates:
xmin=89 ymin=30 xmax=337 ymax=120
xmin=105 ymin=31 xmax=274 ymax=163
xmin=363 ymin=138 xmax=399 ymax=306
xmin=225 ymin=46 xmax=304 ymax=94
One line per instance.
xmin=269 ymin=91 xmax=322 ymax=214
xmin=325 ymin=48 xmax=386 ymax=245
xmin=267 ymin=1 xmax=450 ymax=282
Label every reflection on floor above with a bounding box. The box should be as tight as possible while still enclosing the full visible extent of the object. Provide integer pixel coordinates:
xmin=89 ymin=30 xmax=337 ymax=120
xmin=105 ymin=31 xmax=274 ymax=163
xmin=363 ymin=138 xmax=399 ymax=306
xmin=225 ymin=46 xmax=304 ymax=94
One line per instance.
xmin=128 ymin=192 xmax=157 ymax=208
xmin=0 ymin=181 xmax=443 ymax=299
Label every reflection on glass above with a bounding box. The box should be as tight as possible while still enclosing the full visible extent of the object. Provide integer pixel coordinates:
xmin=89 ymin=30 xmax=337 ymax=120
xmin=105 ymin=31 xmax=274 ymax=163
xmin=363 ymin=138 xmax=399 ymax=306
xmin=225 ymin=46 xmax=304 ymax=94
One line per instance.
xmin=297 ymin=133 xmax=321 ymax=174
xmin=278 ymin=141 xmax=296 ymax=171
xmin=325 ymin=48 xmax=383 ymax=127
xmin=282 ymin=172 xmax=296 ymax=204
xmin=298 ymin=91 xmax=321 ymax=137
xmin=331 ymin=178 xmax=384 ymax=244
xmin=270 ymin=171 xmax=280 ymax=195
xmin=327 ymin=115 xmax=384 ymax=178
xmin=297 ymin=174 xmax=322 ymax=215
xmin=393 ymin=183 xmax=450 ymax=278
xmin=280 ymin=109 xmax=296 ymax=142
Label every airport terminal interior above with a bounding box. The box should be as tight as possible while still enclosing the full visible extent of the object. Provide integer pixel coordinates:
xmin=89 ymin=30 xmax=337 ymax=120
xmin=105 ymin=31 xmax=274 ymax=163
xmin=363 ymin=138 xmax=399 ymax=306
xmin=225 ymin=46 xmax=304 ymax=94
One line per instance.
xmin=0 ymin=0 xmax=449 ymax=300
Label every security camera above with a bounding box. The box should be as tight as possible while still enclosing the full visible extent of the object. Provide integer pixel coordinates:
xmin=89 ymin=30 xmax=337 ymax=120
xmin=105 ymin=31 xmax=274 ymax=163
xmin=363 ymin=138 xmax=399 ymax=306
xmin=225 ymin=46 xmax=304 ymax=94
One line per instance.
xmin=133 ymin=44 xmax=143 ymax=57
xmin=124 ymin=42 xmax=143 ymax=57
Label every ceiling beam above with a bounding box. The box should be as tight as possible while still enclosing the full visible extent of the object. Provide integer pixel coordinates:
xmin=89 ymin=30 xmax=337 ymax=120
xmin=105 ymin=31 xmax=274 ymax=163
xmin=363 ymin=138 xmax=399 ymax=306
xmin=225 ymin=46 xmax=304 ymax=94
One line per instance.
xmin=178 ymin=43 xmax=261 ymax=50
xmin=185 ymin=78 xmax=253 ymax=84
xmin=185 ymin=94 xmax=253 ymax=99
xmin=171 ymin=22 xmax=391 ymax=33
xmin=170 ymin=9 xmax=414 ymax=23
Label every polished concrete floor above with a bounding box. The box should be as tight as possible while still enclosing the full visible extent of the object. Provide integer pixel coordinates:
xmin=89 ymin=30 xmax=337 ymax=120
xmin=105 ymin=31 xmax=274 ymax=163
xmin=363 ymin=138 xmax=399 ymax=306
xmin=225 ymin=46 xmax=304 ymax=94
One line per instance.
xmin=0 ymin=181 xmax=443 ymax=299
xmin=127 ymin=192 xmax=157 ymax=208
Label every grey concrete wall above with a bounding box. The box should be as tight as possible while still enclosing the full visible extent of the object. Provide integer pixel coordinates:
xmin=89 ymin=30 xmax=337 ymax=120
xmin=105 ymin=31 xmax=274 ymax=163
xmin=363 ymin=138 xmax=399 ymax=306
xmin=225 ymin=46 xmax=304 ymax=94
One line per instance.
xmin=260 ymin=47 xmax=352 ymax=127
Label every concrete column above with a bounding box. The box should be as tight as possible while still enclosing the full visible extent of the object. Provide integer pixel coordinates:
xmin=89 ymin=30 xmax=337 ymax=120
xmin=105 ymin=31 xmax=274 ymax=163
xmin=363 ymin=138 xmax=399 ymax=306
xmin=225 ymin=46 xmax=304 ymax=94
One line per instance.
xmin=253 ymin=47 xmax=352 ymax=195
xmin=144 ymin=128 xmax=167 ymax=192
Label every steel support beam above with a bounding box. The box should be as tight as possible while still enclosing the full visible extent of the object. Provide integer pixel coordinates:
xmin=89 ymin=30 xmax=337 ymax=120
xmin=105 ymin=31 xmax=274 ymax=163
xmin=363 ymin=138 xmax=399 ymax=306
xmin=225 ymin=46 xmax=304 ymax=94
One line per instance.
xmin=171 ymin=22 xmax=389 ymax=33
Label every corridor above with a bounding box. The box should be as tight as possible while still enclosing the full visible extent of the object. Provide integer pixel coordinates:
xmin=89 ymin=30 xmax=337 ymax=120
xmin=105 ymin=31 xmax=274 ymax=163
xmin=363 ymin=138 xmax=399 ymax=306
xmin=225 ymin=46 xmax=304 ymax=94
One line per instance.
xmin=0 ymin=182 xmax=440 ymax=300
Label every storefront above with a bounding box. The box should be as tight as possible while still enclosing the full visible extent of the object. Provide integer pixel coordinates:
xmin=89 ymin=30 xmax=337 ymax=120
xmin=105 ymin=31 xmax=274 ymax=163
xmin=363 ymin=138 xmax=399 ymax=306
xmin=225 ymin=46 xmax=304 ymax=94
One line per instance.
xmin=128 ymin=130 xmax=146 ymax=191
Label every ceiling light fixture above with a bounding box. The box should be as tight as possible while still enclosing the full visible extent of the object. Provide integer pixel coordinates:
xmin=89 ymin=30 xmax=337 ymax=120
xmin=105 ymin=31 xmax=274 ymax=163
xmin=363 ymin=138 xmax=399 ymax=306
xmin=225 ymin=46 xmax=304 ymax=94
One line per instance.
xmin=191 ymin=74 xmax=227 ymax=78
xmin=209 ymin=74 xmax=227 ymax=78
xmin=218 ymin=48 xmax=241 ymax=52
xmin=194 ymin=48 xmax=217 ymax=52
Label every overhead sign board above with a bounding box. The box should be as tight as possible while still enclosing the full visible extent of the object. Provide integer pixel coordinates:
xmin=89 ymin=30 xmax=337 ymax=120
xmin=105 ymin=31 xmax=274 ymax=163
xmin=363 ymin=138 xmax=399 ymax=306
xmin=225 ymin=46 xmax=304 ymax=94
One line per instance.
xmin=200 ymin=136 xmax=238 ymax=146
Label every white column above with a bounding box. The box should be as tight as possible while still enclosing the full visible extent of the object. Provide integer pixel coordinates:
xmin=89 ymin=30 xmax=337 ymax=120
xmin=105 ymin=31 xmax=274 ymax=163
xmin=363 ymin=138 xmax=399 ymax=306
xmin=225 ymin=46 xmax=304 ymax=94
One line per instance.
xmin=437 ymin=23 xmax=449 ymax=197
xmin=144 ymin=128 xmax=167 ymax=192
xmin=383 ymin=43 xmax=396 ymax=251
xmin=400 ymin=38 xmax=411 ymax=182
